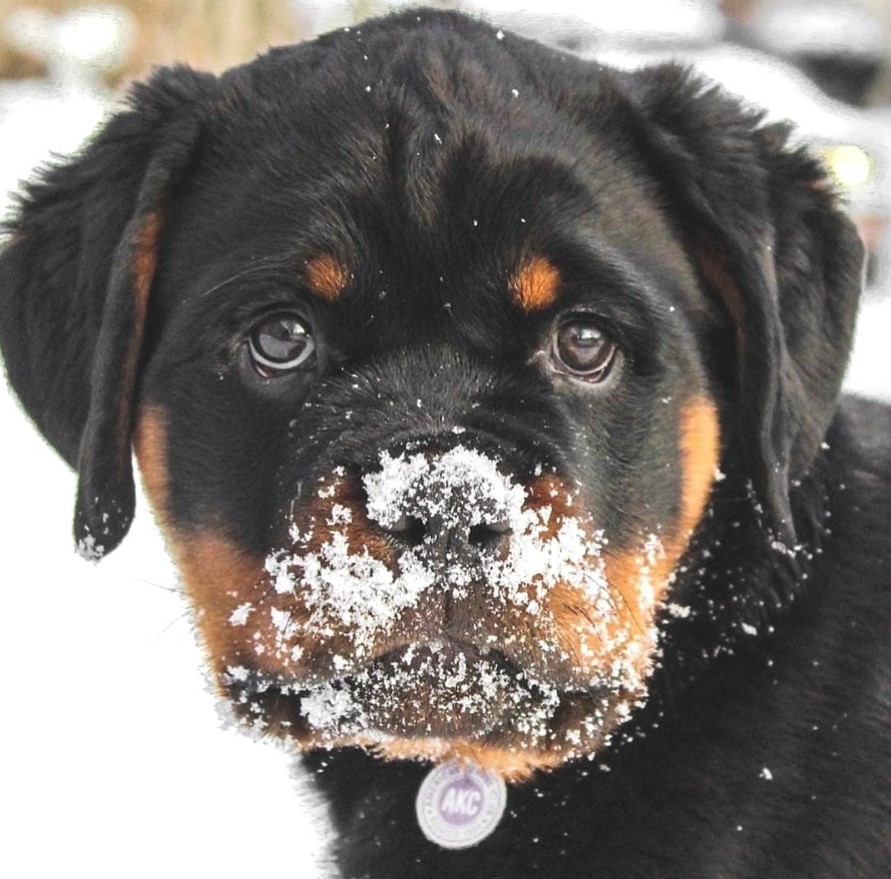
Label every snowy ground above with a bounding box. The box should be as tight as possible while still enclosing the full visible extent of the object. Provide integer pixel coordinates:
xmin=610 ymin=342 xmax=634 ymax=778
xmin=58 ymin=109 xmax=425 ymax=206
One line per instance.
xmin=0 ymin=78 xmax=888 ymax=879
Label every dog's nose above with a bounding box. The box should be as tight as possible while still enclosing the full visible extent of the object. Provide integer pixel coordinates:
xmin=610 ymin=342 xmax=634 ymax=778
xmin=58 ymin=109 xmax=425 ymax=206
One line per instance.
xmin=362 ymin=445 xmax=519 ymax=563
xmin=384 ymin=511 xmax=512 ymax=555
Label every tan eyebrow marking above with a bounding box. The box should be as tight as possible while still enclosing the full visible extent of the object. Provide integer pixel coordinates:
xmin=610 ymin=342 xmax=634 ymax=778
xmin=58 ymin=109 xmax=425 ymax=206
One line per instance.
xmin=305 ymin=254 xmax=349 ymax=301
xmin=510 ymin=255 xmax=561 ymax=312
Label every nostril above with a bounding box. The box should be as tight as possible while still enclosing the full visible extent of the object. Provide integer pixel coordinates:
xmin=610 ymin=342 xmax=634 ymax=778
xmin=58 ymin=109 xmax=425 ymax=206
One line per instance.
xmin=468 ymin=521 xmax=512 ymax=552
xmin=384 ymin=514 xmax=427 ymax=547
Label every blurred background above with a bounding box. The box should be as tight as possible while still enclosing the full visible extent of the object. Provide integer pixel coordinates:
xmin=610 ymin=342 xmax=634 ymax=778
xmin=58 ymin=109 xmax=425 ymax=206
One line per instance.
xmin=0 ymin=2 xmax=888 ymax=877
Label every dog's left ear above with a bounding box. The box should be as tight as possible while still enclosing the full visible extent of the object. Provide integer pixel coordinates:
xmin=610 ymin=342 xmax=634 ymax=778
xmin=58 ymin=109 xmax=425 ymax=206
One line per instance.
xmin=621 ymin=64 xmax=863 ymax=541
xmin=0 ymin=67 xmax=215 ymax=559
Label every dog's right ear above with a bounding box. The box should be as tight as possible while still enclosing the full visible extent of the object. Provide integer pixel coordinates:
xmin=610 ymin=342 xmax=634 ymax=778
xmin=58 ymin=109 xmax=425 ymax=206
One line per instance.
xmin=0 ymin=66 xmax=215 ymax=558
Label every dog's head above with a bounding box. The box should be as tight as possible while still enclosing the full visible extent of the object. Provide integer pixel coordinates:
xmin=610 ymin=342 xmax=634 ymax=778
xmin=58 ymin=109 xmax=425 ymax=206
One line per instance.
xmin=0 ymin=12 xmax=862 ymax=780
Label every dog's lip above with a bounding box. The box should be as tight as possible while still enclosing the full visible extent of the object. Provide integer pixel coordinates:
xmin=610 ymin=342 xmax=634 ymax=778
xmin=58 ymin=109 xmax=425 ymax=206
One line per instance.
xmin=225 ymin=638 xmax=594 ymax=698
xmin=224 ymin=639 xmax=517 ymax=697
xmin=320 ymin=637 xmax=519 ymax=684
xmin=223 ymin=634 xmax=603 ymax=709
xmin=376 ymin=638 xmax=509 ymax=669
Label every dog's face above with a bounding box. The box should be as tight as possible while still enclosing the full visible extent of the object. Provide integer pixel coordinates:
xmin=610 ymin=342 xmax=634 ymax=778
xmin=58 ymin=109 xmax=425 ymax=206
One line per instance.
xmin=0 ymin=12 xmax=862 ymax=781
xmin=135 ymin=84 xmax=720 ymax=776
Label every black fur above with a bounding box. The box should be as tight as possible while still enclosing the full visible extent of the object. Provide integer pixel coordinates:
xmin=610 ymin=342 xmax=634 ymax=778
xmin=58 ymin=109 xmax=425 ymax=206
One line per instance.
xmin=1 ymin=10 xmax=888 ymax=877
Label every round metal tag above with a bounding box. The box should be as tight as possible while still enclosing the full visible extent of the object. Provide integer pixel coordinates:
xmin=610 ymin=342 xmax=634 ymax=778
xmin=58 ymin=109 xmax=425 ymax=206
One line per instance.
xmin=415 ymin=761 xmax=507 ymax=850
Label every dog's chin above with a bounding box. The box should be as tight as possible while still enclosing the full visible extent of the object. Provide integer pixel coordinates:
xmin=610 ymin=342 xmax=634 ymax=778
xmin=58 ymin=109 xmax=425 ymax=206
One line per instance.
xmin=226 ymin=640 xmax=559 ymax=737
xmin=225 ymin=640 xmax=642 ymax=779
xmin=309 ymin=640 xmax=561 ymax=740
xmin=271 ymin=641 xmax=552 ymax=740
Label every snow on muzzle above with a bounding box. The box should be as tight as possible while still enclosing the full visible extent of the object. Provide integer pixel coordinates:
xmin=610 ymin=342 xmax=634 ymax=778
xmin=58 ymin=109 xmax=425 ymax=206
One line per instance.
xmin=211 ymin=441 xmax=677 ymax=765
xmin=258 ymin=445 xmax=634 ymax=686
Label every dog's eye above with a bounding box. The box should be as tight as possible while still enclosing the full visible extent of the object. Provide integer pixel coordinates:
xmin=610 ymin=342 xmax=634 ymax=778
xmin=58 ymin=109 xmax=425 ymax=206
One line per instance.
xmin=248 ymin=313 xmax=315 ymax=376
xmin=551 ymin=319 xmax=617 ymax=381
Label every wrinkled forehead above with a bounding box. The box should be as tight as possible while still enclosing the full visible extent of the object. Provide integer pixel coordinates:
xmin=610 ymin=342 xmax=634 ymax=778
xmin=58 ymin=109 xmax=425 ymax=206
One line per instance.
xmin=153 ymin=67 xmax=705 ymax=339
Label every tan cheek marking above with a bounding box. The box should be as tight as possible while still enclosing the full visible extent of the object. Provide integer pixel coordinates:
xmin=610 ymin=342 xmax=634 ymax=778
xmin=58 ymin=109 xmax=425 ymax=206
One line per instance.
xmin=133 ymin=405 xmax=170 ymax=522
xmin=521 ymin=474 xmax=621 ymax=676
xmin=676 ymin=395 xmax=721 ymax=541
xmin=305 ymin=254 xmax=348 ymax=301
xmin=510 ymin=255 xmax=560 ymax=312
xmin=597 ymin=394 xmax=721 ymax=635
xmin=295 ymin=471 xmax=392 ymax=560
xmin=543 ymin=395 xmax=721 ymax=690
xmin=520 ymin=472 xmax=581 ymax=547
xmin=194 ymin=470 xmax=397 ymax=680
xmin=172 ymin=534 xmax=268 ymax=670
xmin=134 ymin=409 xmax=269 ymax=672
xmin=133 ymin=421 xmax=399 ymax=681
xmin=517 ymin=474 xmax=623 ymax=681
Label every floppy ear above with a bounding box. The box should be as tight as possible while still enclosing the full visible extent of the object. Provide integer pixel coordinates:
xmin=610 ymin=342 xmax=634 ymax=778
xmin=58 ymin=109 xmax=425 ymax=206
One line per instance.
xmin=0 ymin=66 xmax=215 ymax=559
xmin=623 ymin=64 xmax=863 ymax=541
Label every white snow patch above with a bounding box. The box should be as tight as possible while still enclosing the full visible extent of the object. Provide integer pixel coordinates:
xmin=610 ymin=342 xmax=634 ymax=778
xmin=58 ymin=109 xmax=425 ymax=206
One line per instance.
xmin=225 ymin=665 xmax=250 ymax=683
xmin=666 ymin=603 xmax=692 ymax=619
xmin=328 ymin=504 xmax=352 ymax=526
xmin=266 ymin=532 xmax=435 ymax=654
xmin=228 ymin=602 xmax=254 ymax=627
xmin=363 ymin=446 xmax=524 ymax=531
xmin=76 ymin=532 xmax=106 ymax=562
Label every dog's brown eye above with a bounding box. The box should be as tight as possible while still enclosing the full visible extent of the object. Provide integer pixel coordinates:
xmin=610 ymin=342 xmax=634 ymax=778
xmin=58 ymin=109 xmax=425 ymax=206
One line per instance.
xmin=551 ymin=319 xmax=617 ymax=381
xmin=248 ymin=313 xmax=315 ymax=375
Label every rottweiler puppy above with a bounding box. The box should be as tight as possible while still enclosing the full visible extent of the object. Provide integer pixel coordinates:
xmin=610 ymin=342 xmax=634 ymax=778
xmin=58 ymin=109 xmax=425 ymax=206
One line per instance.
xmin=1 ymin=10 xmax=888 ymax=878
